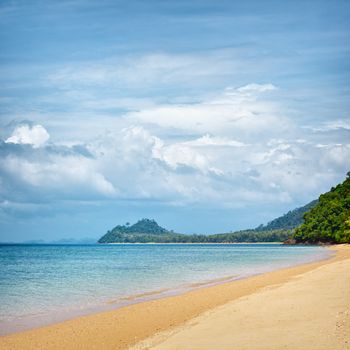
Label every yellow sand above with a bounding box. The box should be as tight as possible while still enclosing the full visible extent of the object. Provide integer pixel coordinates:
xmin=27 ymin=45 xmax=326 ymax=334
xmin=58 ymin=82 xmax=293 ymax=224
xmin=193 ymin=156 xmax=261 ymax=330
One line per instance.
xmin=1 ymin=245 xmax=349 ymax=350
xmin=133 ymin=245 xmax=350 ymax=350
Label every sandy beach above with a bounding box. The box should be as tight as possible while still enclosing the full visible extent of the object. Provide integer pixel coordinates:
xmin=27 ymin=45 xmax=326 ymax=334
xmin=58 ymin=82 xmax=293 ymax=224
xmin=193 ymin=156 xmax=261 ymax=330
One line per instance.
xmin=1 ymin=245 xmax=349 ymax=350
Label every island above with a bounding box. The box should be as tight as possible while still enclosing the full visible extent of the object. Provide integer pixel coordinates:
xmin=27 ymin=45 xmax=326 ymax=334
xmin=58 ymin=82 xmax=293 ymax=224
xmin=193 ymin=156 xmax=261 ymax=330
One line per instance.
xmin=98 ymin=173 xmax=350 ymax=244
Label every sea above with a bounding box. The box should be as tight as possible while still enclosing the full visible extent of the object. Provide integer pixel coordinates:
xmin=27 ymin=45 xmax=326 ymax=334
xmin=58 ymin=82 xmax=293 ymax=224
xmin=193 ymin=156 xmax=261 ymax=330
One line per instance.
xmin=0 ymin=243 xmax=331 ymax=334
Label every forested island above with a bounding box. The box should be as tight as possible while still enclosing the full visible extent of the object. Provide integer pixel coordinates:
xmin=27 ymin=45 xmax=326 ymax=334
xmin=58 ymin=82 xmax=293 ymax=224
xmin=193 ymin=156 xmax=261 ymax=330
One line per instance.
xmin=97 ymin=200 xmax=310 ymax=243
xmin=98 ymin=173 xmax=350 ymax=244
xmin=98 ymin=218 xmax=293 ymax=243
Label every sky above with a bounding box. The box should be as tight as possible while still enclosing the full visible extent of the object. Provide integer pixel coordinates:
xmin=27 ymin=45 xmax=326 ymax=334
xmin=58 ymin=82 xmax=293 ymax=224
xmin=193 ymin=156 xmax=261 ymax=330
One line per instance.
xmin=0 ymin=0 xmax=349 ymax=242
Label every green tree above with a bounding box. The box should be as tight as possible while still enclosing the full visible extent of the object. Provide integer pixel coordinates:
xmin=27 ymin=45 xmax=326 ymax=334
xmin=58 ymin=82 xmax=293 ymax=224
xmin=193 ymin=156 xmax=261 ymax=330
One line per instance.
xmin=293 ymin=173 xmax=350 ymax=244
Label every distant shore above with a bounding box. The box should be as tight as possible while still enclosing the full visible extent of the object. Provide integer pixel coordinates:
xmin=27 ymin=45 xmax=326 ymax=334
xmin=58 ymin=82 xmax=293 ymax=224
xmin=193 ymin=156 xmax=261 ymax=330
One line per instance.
xmin=105 ymin=241 xmax=283 ymax=244
xmin=1 ymin=245 xmax=349 ymax=350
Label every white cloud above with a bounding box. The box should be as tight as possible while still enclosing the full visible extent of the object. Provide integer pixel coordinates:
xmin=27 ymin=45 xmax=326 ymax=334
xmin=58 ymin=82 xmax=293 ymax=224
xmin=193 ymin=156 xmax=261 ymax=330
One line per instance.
xmin=1 ymin=83 xmax=349 ymax=212
xmin=236 ymin=83 xmax=277 ymax=94
xmin=183 ymin=134 xmax=245 ymax=147
xmin=313 ymin=119 xmax=350 ymax=131
xmin=128 ymin=84 xmax=287 ymax=138
xmin=5 ymin=124 xmax=50 ymax=148
xmin=2 ymin=154 xmax=116 ymax=198
xmin=155 ymin=142 xmax=215 ymax=173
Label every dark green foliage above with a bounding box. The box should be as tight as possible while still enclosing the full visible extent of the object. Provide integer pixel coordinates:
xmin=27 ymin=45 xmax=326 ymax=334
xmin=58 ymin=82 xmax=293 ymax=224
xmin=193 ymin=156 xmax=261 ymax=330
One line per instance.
xmin=203 ymin=229 xmax=292 ymax=243
xmin=98 ymin=218 xmax=169 ymax=243
xmin=98 ymin=218 xmax=292 ymax=243
xmin=121 ymin=218 xmax=168 ymax=234
xmin=255 ymin=200 xmax=318 ymax=231
xmin=293 ymin=174 xmax=350 ymax=244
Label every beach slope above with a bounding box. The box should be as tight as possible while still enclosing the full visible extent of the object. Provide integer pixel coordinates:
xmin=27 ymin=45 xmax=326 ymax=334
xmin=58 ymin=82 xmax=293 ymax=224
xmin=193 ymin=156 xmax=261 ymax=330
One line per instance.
xmin=0 ymin=246 xmax=349 ymax=350
xmin=133 ymin=245 xmax=350 ymax=350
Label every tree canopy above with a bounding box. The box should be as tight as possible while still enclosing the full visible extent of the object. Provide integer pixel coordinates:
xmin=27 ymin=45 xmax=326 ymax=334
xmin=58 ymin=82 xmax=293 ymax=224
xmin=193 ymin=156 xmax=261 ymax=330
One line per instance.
xmin=293 ymin=173 xmax=350 ymax=243
xmin=255 ymin=200 xmax=317 ymax=231
xmin=98 ymin=219 xmax=292 ymax=243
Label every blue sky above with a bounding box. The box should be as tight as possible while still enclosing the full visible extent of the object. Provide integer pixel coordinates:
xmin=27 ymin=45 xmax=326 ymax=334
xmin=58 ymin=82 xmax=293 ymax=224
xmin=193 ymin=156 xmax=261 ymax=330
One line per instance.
xmin=0 ymin=0 xmax=349 ymax=241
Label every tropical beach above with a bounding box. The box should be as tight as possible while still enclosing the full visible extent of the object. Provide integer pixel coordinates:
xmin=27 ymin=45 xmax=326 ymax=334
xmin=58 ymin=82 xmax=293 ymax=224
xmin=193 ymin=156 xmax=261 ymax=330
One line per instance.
xmin=0 ymin=245 xmax=349 ymax=350
xmin=0 ymin=243 xmax=330 ymax=334
xmin=1 ymin=0 xmax=349 ymax=349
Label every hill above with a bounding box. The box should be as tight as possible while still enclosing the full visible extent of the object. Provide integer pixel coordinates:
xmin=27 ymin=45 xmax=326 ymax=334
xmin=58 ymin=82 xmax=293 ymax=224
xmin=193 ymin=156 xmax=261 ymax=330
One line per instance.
xmin=255 ymin=200 xmax=318 ymax=231
xmin=293 ymin=173 xmax=350 ymax=244
xmin=98 ymin=219 xmax=170 ymax=243
xmin=98 ymin=218 xmax=292 ymax=243
xmin=98 ymin=174 xmax=350 ymax=244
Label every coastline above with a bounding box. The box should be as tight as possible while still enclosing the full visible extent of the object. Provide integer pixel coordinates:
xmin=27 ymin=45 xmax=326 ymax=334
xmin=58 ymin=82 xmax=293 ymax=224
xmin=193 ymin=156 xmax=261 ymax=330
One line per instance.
xmin=0 ymin=242 xmax=284 ymax=245
xmin=0 ymin=245 xmax=348 ymax=350
xmin=132 ymin=244 xmax=350 ymax=350
xmin=0 ymin=244 xmax=330 ymax=336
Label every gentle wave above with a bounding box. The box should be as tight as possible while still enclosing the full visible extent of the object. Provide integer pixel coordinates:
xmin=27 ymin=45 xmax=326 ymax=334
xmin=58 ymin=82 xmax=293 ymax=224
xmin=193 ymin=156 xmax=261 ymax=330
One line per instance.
xmin=0 ymin=243 xmax=331 ymax=334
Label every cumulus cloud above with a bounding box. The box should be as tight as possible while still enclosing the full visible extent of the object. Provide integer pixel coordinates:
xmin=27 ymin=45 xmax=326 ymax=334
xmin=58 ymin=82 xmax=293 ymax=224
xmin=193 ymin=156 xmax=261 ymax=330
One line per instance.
xmin=0 ymin=84 xmax=349 ymax=220
xmin=183 ymin=134 xmax=245 ymax=147
xmin=5 ymin=124 xmax=50 ymax=148
xmin=3 ymin=155 xmax=116 ymax=197
xmin=0 ymin=141 xmax=116 ymax=204
xmin=1 ymin=121 xmax=349 ymax=212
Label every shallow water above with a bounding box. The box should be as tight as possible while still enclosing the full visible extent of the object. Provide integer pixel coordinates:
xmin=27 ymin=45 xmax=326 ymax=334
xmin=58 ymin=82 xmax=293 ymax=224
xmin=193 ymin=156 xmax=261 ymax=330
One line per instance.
xmin=0 ymin=243 xmax=331 ymax=333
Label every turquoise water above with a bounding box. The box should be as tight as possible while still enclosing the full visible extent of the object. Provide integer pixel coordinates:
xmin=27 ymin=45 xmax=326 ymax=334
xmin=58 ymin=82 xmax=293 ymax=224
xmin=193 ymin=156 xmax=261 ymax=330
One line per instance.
xmin=0 ymin=243 xmax=330 ymax=333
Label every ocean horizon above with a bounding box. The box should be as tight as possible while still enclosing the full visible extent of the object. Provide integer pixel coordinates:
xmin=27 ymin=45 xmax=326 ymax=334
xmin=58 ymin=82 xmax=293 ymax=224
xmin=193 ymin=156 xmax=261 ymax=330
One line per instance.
xmin=0 ymin=243 xmax=331 ymax=335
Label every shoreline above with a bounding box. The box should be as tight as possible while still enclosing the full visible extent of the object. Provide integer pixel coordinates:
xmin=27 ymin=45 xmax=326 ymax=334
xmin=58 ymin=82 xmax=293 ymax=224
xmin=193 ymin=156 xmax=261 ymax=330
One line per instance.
xmin=0 ymin=245 xmax=331 ymax=336
xmin=133 ymin=244 xmax=350 ymax=350
xmin=1 ymin=245 xmax=348 ymax=350
xmin=104 ymin=242 xmax=284 ymax=244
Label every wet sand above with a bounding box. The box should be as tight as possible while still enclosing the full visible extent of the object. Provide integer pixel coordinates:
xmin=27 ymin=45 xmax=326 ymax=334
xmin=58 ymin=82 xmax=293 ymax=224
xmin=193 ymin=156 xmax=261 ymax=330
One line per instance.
xmin=0 ymin=245 xmax=349 ymax=350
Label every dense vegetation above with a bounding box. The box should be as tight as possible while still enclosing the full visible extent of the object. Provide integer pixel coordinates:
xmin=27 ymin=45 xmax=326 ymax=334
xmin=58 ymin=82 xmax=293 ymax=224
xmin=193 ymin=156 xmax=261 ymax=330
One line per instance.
xmin=255 ymin=200 xmax=318 ymax=231
xmin=293 ymin=173 xmax=350 ymax=244
xmin=98 ymin=219 xmax=292 ymax=243
xmin=203 ymin=229 xmax=292 ymax=243
xmin=98 ymin=219 xmax=170 ymax=243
